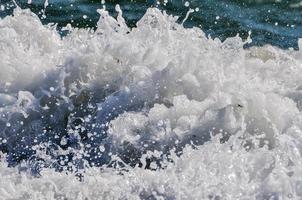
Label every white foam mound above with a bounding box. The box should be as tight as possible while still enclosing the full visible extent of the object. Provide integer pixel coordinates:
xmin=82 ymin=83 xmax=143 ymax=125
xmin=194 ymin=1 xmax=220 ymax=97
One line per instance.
xmin=1 ymin=5 xmax=302 ymax=199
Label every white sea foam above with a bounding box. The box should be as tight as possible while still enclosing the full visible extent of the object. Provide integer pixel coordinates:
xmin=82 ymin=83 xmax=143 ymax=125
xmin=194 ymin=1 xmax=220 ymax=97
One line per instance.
xmin=1 ymin=5 xmax=302 ymax=199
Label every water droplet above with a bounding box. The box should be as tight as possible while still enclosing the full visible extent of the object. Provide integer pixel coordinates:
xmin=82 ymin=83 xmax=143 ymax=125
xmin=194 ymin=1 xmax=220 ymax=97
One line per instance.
xmin=99 ymin=145 xmax=105 ymax=152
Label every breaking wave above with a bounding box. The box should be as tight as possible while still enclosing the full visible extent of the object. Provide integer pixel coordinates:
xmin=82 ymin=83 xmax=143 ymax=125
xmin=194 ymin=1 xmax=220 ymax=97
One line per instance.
xmin=1 ymin=5 xmax=302 ymax=199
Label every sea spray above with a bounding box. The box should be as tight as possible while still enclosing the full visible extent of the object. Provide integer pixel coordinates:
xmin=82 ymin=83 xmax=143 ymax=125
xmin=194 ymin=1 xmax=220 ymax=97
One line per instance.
xmin=1 ymin=5 xmax=302 ymax=199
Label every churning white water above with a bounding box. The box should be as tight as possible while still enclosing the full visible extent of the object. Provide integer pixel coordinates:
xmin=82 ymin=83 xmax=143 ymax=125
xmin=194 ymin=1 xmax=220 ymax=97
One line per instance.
xmin=1 ymin=5 xmax=302 ymax=200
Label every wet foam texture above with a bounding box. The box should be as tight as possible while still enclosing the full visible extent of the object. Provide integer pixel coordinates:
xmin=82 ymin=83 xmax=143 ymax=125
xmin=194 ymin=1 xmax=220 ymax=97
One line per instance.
xmin=1 ymin=4 xmax=302 ymax=199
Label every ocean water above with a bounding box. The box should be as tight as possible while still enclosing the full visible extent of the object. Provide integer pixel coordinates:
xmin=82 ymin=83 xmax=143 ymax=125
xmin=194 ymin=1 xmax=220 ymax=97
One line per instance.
xmin=1 ymin=0 xmax=302 ymax=199
xmin=2 ymin=0 xmax=302 ymax=48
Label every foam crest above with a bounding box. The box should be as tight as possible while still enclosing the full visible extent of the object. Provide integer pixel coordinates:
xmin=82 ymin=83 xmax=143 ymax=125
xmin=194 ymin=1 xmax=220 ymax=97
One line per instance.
xmin=1 ymin=6 xmax=302 ymax=199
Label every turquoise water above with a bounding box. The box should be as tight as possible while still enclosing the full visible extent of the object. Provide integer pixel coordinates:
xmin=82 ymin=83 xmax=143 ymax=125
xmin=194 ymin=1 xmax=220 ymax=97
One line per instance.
xmin=1 ymin=0 xmax=302 ymax=49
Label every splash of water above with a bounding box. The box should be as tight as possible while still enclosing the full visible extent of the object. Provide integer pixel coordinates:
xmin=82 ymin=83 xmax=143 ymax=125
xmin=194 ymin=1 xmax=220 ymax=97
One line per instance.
xmin=1 ymin=4 xmax=302 ymax=199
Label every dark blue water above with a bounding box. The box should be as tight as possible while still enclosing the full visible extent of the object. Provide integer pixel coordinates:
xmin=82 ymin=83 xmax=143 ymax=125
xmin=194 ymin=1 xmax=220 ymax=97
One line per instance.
xmin=1 ymin=0 xmax=302 ymax=49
